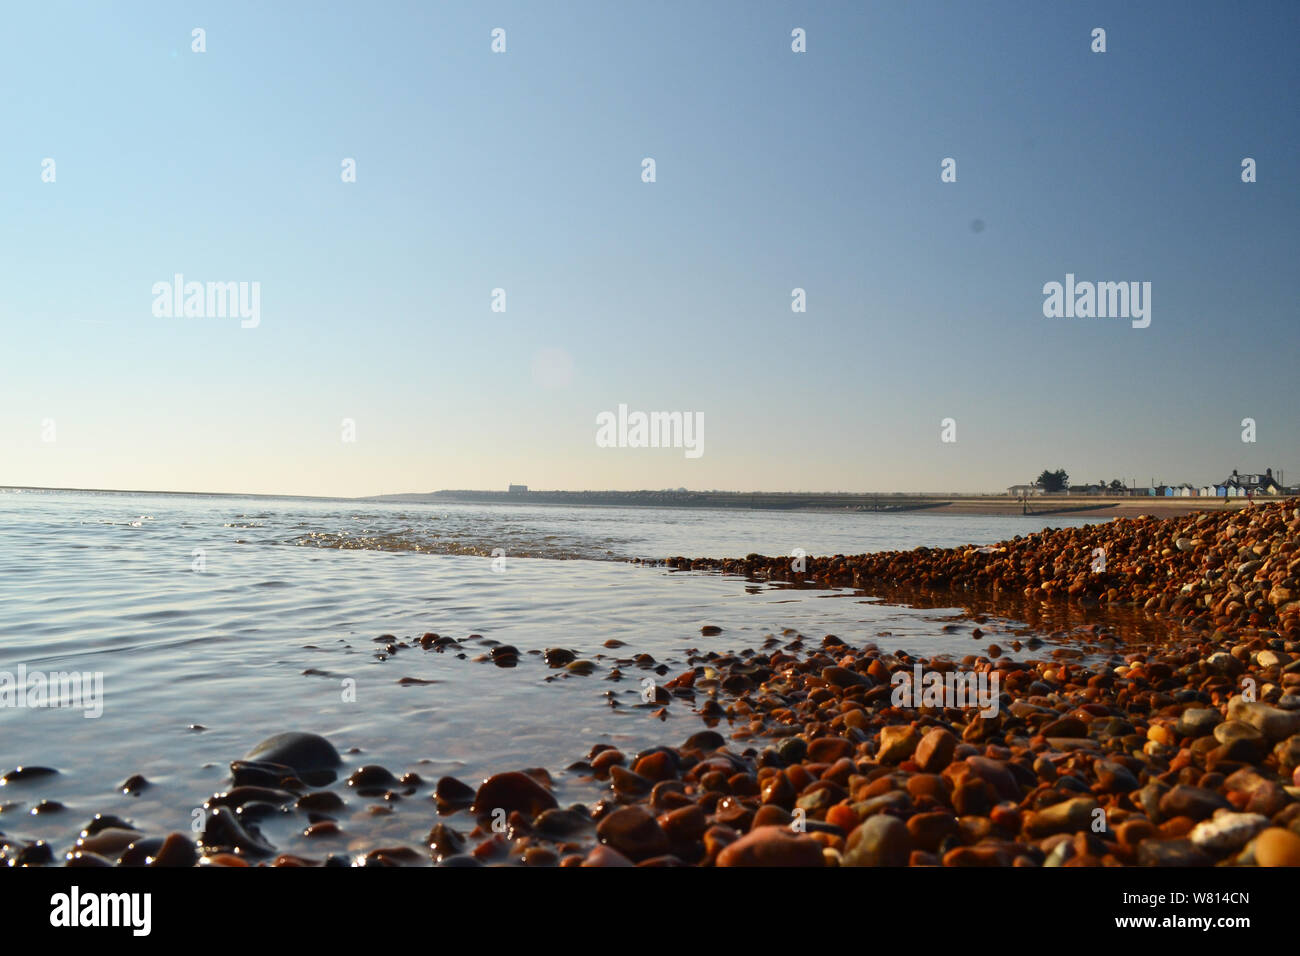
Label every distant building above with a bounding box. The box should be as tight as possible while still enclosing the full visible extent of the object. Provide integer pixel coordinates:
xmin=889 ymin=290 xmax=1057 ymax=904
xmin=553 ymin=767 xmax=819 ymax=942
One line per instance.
xmin=1006 ymin=484 xmax=1042 ymax=497
xmin=507 ymin=484 xmax=528 ymax=494
xmin=1220 ymin=469 xmax=1282 ymax=496
xmin=1256 ymin=469 xmax=1283 ymax=495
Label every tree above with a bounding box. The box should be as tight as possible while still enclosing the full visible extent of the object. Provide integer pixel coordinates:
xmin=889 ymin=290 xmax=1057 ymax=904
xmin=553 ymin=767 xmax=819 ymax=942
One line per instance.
xmin=1036 ymin=468 xmax=1069 ymax=493
xmin=1108 ymin=479 xmax=1124 ymax=492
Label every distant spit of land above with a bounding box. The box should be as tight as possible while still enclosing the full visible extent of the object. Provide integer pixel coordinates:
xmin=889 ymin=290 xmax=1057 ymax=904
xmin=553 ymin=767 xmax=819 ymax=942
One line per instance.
xmin=368 ymin=490 xmax=1267 ymax=519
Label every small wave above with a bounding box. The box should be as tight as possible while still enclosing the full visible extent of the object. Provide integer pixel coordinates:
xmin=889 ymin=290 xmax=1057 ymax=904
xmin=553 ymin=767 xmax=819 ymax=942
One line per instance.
xmin=283 ymin=530 xmax=613 ymax=562
xmin=122 ymin=608 xmax=191 ymax=622
xmin=82 ymin=515 xmax=155 ymax=528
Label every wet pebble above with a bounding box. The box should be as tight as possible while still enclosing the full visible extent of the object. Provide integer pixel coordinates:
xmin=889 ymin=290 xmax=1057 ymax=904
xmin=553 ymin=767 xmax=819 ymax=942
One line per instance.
xmin=473 ymin=771 xmax=558 ymax=817
xmin=716 ymin=827 xmax=824 ymax=867
xmin=243 ymin=732 xmax=342 ymax=785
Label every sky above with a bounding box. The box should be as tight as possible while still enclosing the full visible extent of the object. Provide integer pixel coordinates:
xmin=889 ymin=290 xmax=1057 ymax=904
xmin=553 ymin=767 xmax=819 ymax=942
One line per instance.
xmin=2 ymin=1 xmax=1297 ymax=497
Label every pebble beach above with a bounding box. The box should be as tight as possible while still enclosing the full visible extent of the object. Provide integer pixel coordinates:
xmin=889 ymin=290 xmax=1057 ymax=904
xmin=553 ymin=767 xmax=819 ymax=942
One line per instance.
xmin=4 ymin=498 xmax=1299 ymax=868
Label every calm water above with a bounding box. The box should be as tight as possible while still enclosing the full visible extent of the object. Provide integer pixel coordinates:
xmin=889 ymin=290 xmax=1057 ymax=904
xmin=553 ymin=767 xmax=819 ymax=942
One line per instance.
xmin=0 ymin=489 xmax=1110 ymax=859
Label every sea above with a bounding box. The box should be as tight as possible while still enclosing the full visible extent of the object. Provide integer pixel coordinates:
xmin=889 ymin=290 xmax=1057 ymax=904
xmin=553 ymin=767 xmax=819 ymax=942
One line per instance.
xmin=0 ymin=488 xmax=1122 ymax=859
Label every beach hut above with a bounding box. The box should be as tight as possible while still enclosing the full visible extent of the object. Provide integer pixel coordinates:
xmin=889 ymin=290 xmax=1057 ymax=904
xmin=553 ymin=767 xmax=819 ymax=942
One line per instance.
xmin=1257 ymin=468 xmax=1282 ymax=495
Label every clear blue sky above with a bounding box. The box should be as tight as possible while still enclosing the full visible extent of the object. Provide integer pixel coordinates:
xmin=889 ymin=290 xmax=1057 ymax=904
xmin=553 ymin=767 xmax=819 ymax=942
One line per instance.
xmin=2 ymin=1 xmax=1297 ymax=496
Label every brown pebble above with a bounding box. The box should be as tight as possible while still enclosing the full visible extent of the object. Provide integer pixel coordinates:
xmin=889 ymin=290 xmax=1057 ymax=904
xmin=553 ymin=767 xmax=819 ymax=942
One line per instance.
xmin=716 ymin=827 xmax=824 ymax=867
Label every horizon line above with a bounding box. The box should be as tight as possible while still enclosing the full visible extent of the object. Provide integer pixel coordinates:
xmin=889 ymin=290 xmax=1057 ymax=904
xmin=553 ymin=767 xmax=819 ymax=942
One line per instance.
xmin=2 ymin=483 xmax=1292 ymax=502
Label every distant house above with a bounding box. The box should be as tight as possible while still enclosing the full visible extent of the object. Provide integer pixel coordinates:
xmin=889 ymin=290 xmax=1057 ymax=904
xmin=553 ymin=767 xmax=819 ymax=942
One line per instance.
xmin=1176 ymin=484 xmax=1197 ymax=497
xmin=507 ymin=484 xmax=528 ymax=494
xmin=1220 ymin=469 xmax=1282 ymax=496
xmin=1255 ymin=469 xmax=1283 ymax=495
xmin=1007 ymin=484 xmax=1042 ymax=497
xmin=1200 ymin=485 xmax=1215 ymax=497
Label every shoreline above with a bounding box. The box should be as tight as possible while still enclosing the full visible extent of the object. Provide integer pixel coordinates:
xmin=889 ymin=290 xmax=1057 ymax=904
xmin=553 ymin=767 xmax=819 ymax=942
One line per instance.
xmin=4 ymin=500 xmax=1298 ymax=868
xmin=381 ymin=491 xmax=1274 ymax=520
xmin=3 ymin=485 xmax=1276 ymax=521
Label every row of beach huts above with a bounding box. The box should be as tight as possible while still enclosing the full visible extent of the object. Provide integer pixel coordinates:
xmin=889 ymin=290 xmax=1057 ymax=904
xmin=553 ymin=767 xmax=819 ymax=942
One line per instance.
xmin=1009 ymin=469 xmax=1289 ymax=498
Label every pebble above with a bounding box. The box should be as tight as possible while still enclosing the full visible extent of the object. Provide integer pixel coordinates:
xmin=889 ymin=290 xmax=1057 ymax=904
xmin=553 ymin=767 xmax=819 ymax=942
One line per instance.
xmin=878 ymin=726 xmax=920 ymax=763
xmin=434 ymin=775 xmax=476 ymax=808
xmin=534 ymin=808 xmax=593 ymax=837
xmin=1024 ymin=796 xmax=1097 ymax=838
xmin=914 ymin=728 xmax=958 ymax=772
xmin=242 ymin=732 xmax=341 ymax=785
xmin=0 ymin=766 xmax=58 ymax=784
xmin=1212 ymin=721 xmax=1268 ymax=761
xmin=582 ymin=844 xmax=635 ymax=867
xmin=715 ymin=827 xmax=824 ymax=867
xmin=595 ymin=806 xmax=669 ymax=862
xmin=77 ymin=828 xmax=143 ymax=856
xmin=1189 ymin=812 xmax=1269 ymax=855
xmin=1136 ymin=838 xmax=1212 ymax=867
xmin=841 ymin=815 xmax=910 ymax=867
xmin=661 ymin=804 xmax=708 ymax=843
xmin=1040 ymin=715 xmax=1088 ymax=738
xmin=1273 ymin=734 xmax=1300 ymax=771
xmin=1176 ymin=707 xmax=1222 ymax=738
xmin=199 ymin=807 xmax=274 ymax=856
xmin=1252 ymin=827 xmax=1300 ymax=867
xmin=149 ymin=833 xmax=199 ymax=867
xmin=346 ymin=765 xmax=400 ymax=789
xmin=1228 ymin=698 xmax=1300 ymax=742
xmin=807 ymin=737 xmax=854 ymax=763
xmin=473 ymin=771 xmax=558 ymax=816
xmin=1158 ymin=785 xmax=1232 ymax=821
xmin=543 ymin=647 xmax=576 ymax=666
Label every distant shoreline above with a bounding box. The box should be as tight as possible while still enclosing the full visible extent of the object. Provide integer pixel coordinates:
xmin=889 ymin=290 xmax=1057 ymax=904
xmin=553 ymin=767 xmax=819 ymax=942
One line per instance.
xmin=2 ymin=485 xmax=1279 ymax=519
xmin=407 ymin=490 xmax=1268 ymax=519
